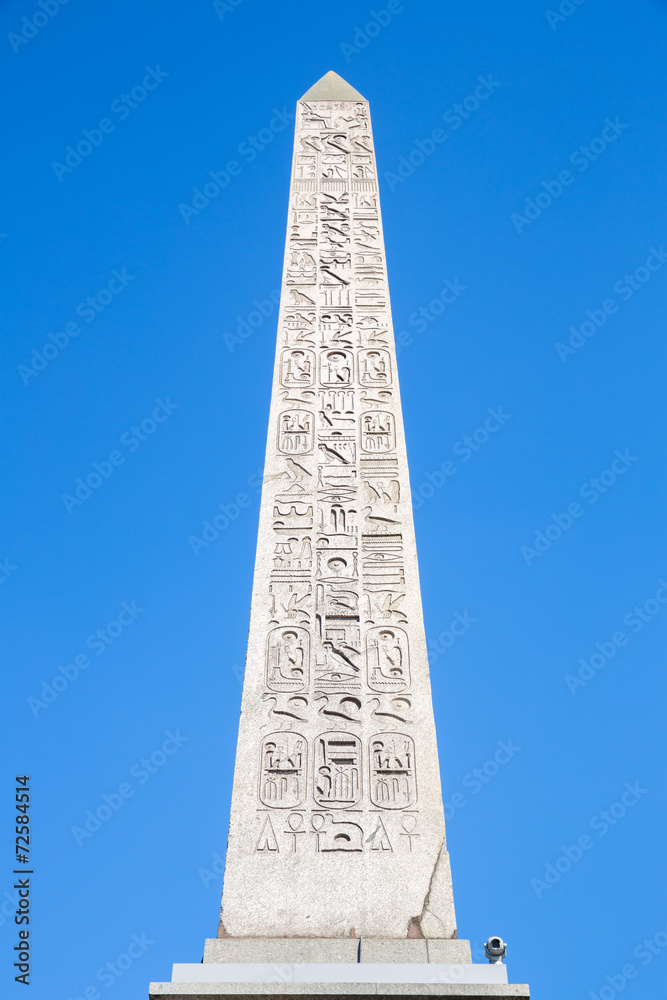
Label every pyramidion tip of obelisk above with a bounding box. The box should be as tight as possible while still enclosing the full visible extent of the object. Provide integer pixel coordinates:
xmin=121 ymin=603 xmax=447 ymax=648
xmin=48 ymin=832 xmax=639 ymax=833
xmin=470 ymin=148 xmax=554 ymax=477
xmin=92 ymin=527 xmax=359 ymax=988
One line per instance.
xmin=300 ymin=70 xmax=367 ymax=102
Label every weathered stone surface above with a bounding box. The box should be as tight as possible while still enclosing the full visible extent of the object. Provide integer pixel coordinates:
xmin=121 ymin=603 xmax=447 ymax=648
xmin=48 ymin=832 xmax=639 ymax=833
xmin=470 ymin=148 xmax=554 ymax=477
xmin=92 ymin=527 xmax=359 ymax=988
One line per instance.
xmin=359 ymin=939 xmax=472 ymax=964
xmin=425 ymin=940 xmax=473 ymax=965
xmin=219 ymin=68 xmax=456 ymax=944
xmin=359 ymin=940 xmax=428 ymax=963
xmin=204 ymin=940 xmax=360 ymax=964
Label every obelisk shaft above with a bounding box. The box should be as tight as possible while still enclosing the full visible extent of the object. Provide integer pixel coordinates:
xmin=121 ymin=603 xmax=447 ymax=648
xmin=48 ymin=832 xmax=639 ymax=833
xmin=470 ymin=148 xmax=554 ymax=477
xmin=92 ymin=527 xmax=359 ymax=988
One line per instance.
xmin=219 ymin=75 xmax=456 ymax=941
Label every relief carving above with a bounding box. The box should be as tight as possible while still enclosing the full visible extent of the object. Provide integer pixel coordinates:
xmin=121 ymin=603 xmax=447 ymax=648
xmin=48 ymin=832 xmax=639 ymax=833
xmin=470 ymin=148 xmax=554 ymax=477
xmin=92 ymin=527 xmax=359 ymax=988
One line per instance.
xmin=318 ymin=502 xmax=357 ymax=537
xmin=361 ymin=410 xmax=395 ymax=452
xmin=267 ymin=456 xmax=313 ymax=489
xmin=366 ymin=626 xmax=410 ymax=693
xmin=288 ymin=287 xmax=316 ymax=307
xmin=320 ymin=312 xmax=353 ymax=346
xmin=318 ymin=432 xmax=356 ymax=466
xmin=324 ymin=134 xmax=351 ymax=154
xmin=363 ymin=477 xmax=399 ymax=504
xmin=273 ymin=502 xmax=314 ymax=532
xmin=287 ymin=251 xmax=316 ymax=283
xmin=350 ymin=191 xmax=377 ymax=208
xmin=320 ymin=225 xmax=350 ymax=253
xmin=370 ymin=591 xmax=407 ymax=624
xmin=268 ymin=581 xmax=312 ymax=624
xmin=291 ymin=191 xmax=317 ymax=209
xmin=369 ymin=814 xmax=392 ymax=851
xmin=314 ymin=732 xmax=362 ymax=808
xmin=318 ymin=389 xmax=355 ymax=431
xmin=321 ymin=153 xmax=347 ymax=180
xmin=259 ymin=732 xmax=307 ymax=808
xmin=295 ymin=154 xmax=317 ymax=179
xmin=255 ymin=813 xmax=280 ymax=852
xmin=272 ymin=536 xmax=312 ymax=572
xmin=278 ymin=410 xmax=314 ymax=454
xmin=356 ymin=314 xmax=388 ymax=347
xmin=266 ymin=626 xmax=309 ymax=692
xmin=315 ymin=692 xmax=362 ymax=725
xmin=355 ymin=264 xmax=384 ymax=289
xmin=320 ymin=287 xmax=351 ymax=307
xmin=370 ymin=694 xmax=413 ymax=725
xmin=281 ymin=349 xmax=315 ymax=387
xmin=320 ymin=350 xmax=353 ymax=386
xmin=284 ymin=812 xmax=306 ymax=852
xmin=311 ymin=813 xmax=363 ymax=852
xmin=358 ymin=349 xmax=391 ymax=387
xmin=369 ymin=734 xmax=417 ymax=809
xmin=399 ymin=813 xmax=420 ymax=852
xmin=262 ymin=693 xmax=310 ymax=725
xmin=320 ymin=254 xmax=351 ymax=286
xmin=314 ymin=634 xmax=361 ymax=692
xmin=353 ymin=219 xmax=379 ymax=242
xmin=256 ymin=97 xmax=431 ymax=836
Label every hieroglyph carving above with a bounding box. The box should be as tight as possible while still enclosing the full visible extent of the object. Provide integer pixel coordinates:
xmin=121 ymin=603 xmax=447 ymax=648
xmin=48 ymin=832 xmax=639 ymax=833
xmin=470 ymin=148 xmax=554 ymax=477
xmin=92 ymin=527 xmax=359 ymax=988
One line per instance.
xmin=259 ymin=733 xmax=307 ymax=808
xmin=370 ymin=734 xmax=416 ymax=809
xmin=314 ymin=732 xmax=362 ymax=808
xmin=266 ymin=627 xmax=309 ymax=691
xmin=255 ymin=96 xmax=421 ymax=829
xmin=278 ymin=410 xmax=314 ymax=454
xmin=366 ymin=626 xmax=410 ymax=692
xmin=217 ymin=77 xmax=458 ymax=944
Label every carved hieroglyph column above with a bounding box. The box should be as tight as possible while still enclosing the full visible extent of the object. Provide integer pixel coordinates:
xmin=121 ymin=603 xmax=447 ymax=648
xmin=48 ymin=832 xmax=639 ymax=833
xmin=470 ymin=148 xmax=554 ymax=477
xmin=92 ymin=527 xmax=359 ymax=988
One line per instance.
xmin=219 ymin=71 xmax=456 ymax=941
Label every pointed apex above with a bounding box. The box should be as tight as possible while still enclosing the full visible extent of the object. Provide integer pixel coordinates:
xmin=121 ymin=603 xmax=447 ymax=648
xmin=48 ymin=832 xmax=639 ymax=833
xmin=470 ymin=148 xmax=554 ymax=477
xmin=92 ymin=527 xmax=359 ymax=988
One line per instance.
xmin=300 ymin=71 xmax=366 ymax=103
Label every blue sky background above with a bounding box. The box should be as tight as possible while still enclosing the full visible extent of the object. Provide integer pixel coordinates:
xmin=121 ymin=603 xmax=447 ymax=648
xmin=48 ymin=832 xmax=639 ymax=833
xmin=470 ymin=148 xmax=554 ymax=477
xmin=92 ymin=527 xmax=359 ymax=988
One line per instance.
xmin=2 ymin=0 xmax=667 ymax=997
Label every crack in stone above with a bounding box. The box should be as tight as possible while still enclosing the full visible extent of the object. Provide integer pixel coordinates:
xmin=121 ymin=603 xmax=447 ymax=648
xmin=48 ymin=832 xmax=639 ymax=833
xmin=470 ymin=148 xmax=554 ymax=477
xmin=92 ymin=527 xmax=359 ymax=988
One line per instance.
xmin=419 ymin=836 xmax=446 ymax=929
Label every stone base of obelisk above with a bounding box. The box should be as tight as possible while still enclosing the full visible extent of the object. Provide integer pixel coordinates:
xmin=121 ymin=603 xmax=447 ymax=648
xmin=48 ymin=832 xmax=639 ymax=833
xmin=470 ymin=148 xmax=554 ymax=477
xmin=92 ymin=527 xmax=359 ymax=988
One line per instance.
xmin=149 ymin=938 xmax=530 ymax=998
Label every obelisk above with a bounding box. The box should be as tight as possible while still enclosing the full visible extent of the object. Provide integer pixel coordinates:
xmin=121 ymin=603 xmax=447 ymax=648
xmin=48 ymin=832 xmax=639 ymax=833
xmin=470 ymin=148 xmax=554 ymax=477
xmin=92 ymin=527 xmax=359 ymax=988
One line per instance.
xmin=150 ymin=71 xmax=530 ymax=998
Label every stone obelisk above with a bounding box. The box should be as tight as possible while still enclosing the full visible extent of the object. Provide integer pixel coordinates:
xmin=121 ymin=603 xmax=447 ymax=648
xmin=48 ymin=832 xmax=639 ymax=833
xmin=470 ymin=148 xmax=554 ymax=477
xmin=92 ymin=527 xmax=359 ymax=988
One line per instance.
xmin=150 ymin=71 xmax=529 ymax=998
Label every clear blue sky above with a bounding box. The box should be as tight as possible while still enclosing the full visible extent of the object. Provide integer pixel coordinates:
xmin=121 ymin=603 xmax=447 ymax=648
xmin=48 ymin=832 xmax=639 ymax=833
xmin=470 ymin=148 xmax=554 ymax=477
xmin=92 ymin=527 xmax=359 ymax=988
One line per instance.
xmin=2 ymin=1 xmax=667 ymax=997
